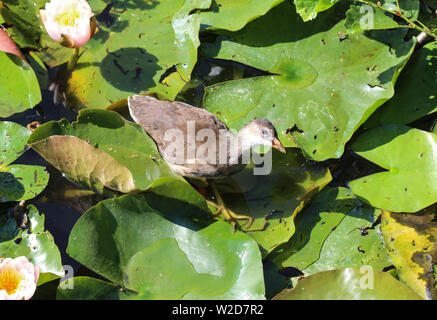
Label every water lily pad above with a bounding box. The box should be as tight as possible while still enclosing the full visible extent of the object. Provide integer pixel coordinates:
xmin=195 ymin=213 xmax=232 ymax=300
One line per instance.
xmin=40 ymin=0 xmax=212 ymax=109
xmin=269 ymin=187 xmax=360 ymax=270
xmin=300 ymin=194 xmax=390 ymax=275
xmin=273 ymin=268 xmax=423 ymax=300
xmin=0 ymin=122 xmax=48 ymax=202
xmin=0 ymin=205 xmax=64 ymax=286
xmin=202 ymin=3 xmax=415 ymax=160
xmin=67 ymin=179 xmax=265 ymax=299
xmin=0 ymin=0 xmax=45 ymax=48
xmin=0 ymin=52 xmax=41 ymax=118
xmin=345 ymin=4 xmax=400 ymax=32
xmin=381 ymin=210 xmax=437 ymax=300
xmin=294 ymin=0 xmax=419 ymax=22
xmin=365 ymin=41 xmax=437 ymax=127
xmin=28 ymin=109 xmax=178 ymax=194
xmin=349 ymin=125 xmax=437 ymax=213
xmin=199 ymin=0 xmax=284 ymax=31
xmin=57 ymin=276 xmax=128 ymax=300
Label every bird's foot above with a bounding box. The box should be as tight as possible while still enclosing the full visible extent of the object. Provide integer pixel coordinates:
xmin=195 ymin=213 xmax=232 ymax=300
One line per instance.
xmin=206 ymin=200 xmax=254 ymax=230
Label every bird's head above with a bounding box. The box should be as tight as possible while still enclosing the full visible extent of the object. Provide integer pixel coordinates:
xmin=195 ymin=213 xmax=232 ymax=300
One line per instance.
xmin=238 ymin=118 xmax=285 ymax=153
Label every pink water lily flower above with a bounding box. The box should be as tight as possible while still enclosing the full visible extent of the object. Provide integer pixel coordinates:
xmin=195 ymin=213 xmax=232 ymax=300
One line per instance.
xmin=40 ymin=0 xmax=96 ymax=48
xmin=0 ymin=256 xmax=40 ymax=300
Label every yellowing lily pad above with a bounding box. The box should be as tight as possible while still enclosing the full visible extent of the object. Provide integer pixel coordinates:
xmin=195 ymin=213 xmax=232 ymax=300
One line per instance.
xmin=381 ymin=209 xmax=437 ymax=300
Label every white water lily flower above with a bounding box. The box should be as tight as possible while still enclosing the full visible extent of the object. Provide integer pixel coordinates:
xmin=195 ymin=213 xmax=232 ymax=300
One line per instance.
xmin=40 ymin=0 xmax=96 ymax=48
xmin=0 ymin=256 xmax=40 ymax=300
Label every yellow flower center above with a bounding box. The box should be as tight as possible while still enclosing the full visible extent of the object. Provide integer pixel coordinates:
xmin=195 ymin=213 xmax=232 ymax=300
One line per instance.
xmin=0 ymin=267 xmax=23 ymax=295
xmin=55 ymin=7 xmax=80 ymax=27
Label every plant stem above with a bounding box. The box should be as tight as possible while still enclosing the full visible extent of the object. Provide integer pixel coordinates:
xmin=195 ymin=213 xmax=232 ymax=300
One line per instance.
xmin=66 ymin=48 xmax=80 ymax=74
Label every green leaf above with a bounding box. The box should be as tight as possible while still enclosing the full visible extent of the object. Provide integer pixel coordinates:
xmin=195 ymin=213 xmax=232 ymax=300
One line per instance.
xmin=294 ymin=0 xmax=419 ymax=22
xmin=0 ymin=0 xmax=45 ymax=48
xmin=293 ymin=0 xmax=342 ymax=21
xmin=67 ymin=179 xmax=265 ymax=299
xmin=126 ymin=222 xmax=264 ymax=300
xmin=57 ymin=276 xmax=129 ymax=300
xmin=0 ymin=122 xmax=48 ymax=202
xmin=0 ymin=52 xmax=41 ymax=117
xmin=300 ymin=193 xmax=390 ymax=275
xmin=0 ymin=165 xmax=49 ymax=202
xmin=0 ymin=205 xmax=64 ymax=286
xmin=28 ymin=109 xmax=178 ymax=194
xmin=345 ymin=4 xmax=400 ymax=32
xmin=381 ymin=210 xmax=437 ymax=300
xmin=39 ymin=0 xmax=212 ymax=109
xmin=269 ymin=187 xmax=360 ymax=270
xmin=202 ymin=3 xmax=415 ymax=160
xmin=273 ymin=268 xmax=424 ymax=300
xmin=0 ymin=121 xmax=30 ymax=167
xmin=350 ymin=125 xmax=437 ymax=213
xmin=199 ymin=0 xmax=285 ymax=31
xmin=365 ymin=41 xmax=437 ymax=127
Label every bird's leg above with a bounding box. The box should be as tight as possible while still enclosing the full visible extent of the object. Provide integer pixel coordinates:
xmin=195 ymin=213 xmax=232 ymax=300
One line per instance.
xmin=209 ymin=182 xmax=254 ymax=228
xmin=205 ymin=200 xmax=223 ymax=216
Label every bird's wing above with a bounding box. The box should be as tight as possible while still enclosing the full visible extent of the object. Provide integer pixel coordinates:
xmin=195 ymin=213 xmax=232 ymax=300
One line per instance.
xmin=128 ymin=95 xmax=235 ymax=174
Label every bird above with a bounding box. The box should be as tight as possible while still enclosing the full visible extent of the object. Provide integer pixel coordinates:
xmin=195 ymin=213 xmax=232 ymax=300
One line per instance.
xmin=128 ymin=95 xmax=285 ymax=228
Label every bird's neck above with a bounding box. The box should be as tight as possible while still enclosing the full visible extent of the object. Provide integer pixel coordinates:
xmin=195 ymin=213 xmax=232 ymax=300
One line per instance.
xmin=227 ymin=127 xmax=259 ymax=166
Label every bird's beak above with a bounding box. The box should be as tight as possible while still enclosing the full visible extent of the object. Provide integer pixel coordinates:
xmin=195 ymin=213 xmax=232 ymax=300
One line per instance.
xmin=272 ymin=137 xmax=286 ymax=154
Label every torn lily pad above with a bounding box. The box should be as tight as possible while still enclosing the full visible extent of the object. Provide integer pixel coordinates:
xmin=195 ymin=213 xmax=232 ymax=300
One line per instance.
xmin=0 ymin=122 xmax=49 ymax=202
xmin=0 ymin=205 xmax=64 ymax=286
xmin=381 ymin=209 xmax=437 ymax=300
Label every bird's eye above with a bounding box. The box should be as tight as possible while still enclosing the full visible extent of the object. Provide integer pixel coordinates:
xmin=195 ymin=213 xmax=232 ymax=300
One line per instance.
xmin=261 ymin=129 xmax=269 ymax=136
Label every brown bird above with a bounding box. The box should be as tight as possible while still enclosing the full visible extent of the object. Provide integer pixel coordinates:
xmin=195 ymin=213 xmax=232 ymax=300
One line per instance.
xmin=128 ymin=95 xmax=285 ymax=227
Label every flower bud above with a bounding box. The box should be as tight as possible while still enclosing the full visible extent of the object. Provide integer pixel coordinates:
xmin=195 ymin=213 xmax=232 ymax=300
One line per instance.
xmin=40 ymin=0 xmax=96 ymax=49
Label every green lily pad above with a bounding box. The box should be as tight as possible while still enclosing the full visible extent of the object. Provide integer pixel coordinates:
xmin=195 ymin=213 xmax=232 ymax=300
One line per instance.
xmin=0 ymin=52 xmax=41 ymax=118
xmin=28 ymin=109 xmax=178 ymax=194
xmin=365 ymin=41 xmax=437 ymax=127
xmin=126 ymin=222 xmax=264 ymax=300
xmin=199 ymin=0 xmax=284 ymax=31
xmin=345 ymin=4 xmax=400 ymax=32
xmin=202 ymin=3 xmax=415 ymax=160
xmin=67 ymin=178 xmax=265 ymax=299
xmin=299 ymin=193 xmax=390 ymax=275
xmin=39 ymin=0 xmax=212 ymax=109
xmin=0 ymin=0 xmax=45 ymax=48
xmin=294 ymin=0 xmax=419 ymax=22
xmin=381 ymin=210 xmax=437 ymax=300
xmin=269 ymin=187 xmax=361 ymax=270
xmin=0 ymin=121 xmax=49 ymax=202
xmin=0 ymin=205 xmax=64 ymax=286
xmin=349 ymin=125 xmax=437 ymax=213
xmin=273 ymin=268 xmax=423 ymax=300
xmin=213 ymin=148 xmax=331 ymax=256
xmin=57 ymin=276 xmax=129 ymax=300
